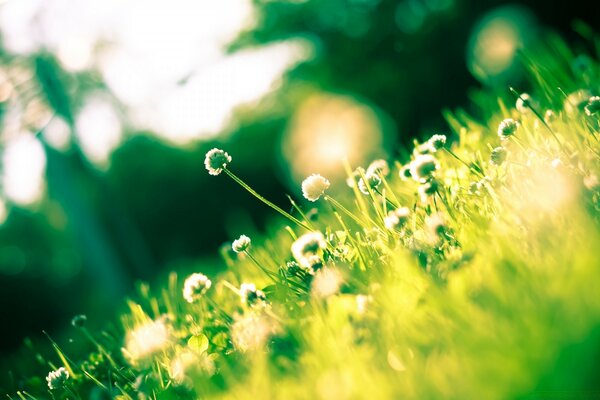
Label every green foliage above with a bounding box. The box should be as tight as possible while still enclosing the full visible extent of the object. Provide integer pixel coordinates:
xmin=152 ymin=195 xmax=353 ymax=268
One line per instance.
xmin=7 ymin=34 xmax=600 ymax=400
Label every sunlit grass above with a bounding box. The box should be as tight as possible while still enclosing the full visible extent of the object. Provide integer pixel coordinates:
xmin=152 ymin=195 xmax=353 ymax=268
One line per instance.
xmin=7 ymin=33 xmax=600 ymax=399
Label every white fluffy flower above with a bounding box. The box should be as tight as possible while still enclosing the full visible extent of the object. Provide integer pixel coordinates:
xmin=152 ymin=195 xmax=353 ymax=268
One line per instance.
xmin=183 ymin=273 xmax=212 ymax=303
xmin=231 ymin=312 xmax=280 ymax=352
xmin=204 ymin=148 xmax=232 ymax=176
xmin=239 ymin=283 xmax=267 ymax=306
xmin=232 ymin=234 xmax=251 ymax=253
xmin=366 ymin=159 xmax=390 ymax=177
xmin=516 ymin=93 xmax=538 ymax=113
xmin=292 ymin=231 xmax=326 ymax=261
xmin=124 ymin=318 xmax=170 ymax=364
xmin=427 ymin=134 xmax=447 ymax=151
xmin=585 ymin=96 xmax=600 ymax=116
xmin=302 ymin=174 xmax=330 ymax=201
xmin=358 ymin=173 xmax=382 ymax=195
xmin=497 ymin=118 xmax=518 ymax=138
xmin=46 ymin=367 xmax=69 ymax=390
xmin=410 ymin=154 xmax=439 ymax=183
xmin=311 ymin=267 xmax=343 ymax=298
xmin=384 ymin=207 xmax=410 ymax=231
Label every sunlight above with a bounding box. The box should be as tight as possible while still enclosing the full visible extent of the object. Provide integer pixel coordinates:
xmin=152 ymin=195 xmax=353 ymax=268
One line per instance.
xmin=1 ymin=133 xmax=46 ymax=205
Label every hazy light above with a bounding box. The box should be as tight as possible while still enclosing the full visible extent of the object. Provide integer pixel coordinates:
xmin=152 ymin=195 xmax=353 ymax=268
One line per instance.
xmin=75 ymin=95 xmax=122 ymax=166
xmin=2 ymin=133 xmax=47 ymax=205
xmin=0 ymin=197 xmax=7 ymax=225
xmin=42 ymin=116 xmax=71 ymax=151
xmin=282 ymin=93 xmax=387 ymax=183
xmin=467 ymin=6 xmax=536 ymax=84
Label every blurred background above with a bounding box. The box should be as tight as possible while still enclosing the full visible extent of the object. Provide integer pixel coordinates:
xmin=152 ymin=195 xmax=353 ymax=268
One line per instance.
xmin=0 ymin=0 xmax=597 ymax=384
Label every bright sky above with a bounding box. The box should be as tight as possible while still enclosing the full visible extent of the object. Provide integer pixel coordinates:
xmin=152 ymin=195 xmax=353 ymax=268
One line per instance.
xmin=0 ymin=0 xmax=311 ymax=206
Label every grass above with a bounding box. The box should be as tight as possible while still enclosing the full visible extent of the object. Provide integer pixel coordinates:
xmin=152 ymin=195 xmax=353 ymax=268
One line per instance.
xmin=5 ymin=32 xmax=600 ymax=399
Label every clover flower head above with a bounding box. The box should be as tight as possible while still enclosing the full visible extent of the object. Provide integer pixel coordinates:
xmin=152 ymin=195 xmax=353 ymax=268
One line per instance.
xmin=425 ymin=213 xmax=447 ymax=242
xmin=124 ymin=318 xmax=170 ymax=365
xmin=311 ymin=267 xmax=343 ymax=298
xmin=366 ymin=159 xmax=390 ymax=177
xmin=384 ymin=207 xmax=410 ymax=231
xmin=358 ymin=173 xmax=382 ymax=195
xmin=292 ymin=231 xmax=326 ymax=261
xmin=232 ymin=234 xmax=251 ymax=253
xmin=497 ymin=118 xmax=518 ymax=138
xmin=183 ymin=273 xmax=212 ymax=303
xmin=516 ymin=93 xmax=537 ymax=113
xmin=490 ymin=146 xmax=508 ymax=166
xmin=71 ymin=314 xmax=87 ymax=328
xmin=410 ymin=154 xmax=439 ymax=183
xmin=564 ymin=89 xmax=592 ymax=115
xmin=427 ymin=134 xmax=447 ymax=151
xmin=419 ymin=180 xmax=439 ymax=202
xmin=302 ymin=174 xmax=330 ymax=202
xmin=585 ymin=96 xmax=600 ymax=116
xmin=47 ymin=367 xmax=69 ymax=390
xmin=346 ymin=167 xmax=366 ymax=188
xmin=399 ymin=164 xmax=412 ymax=181
xmin=204 ymin=148 xmax=231 ymax=176
xmin=239 ymin=283 xmax=267 ymax=306
xmin=231 ymin=312 xmax=280 ymax=352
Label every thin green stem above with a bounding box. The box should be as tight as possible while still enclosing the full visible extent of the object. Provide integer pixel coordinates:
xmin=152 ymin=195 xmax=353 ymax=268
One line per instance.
xmin=223 ymin=168 xmax=311 ymax=231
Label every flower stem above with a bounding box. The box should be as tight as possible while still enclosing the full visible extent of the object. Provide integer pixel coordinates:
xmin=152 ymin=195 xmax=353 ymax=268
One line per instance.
xmin=223 ymin=168 xmax=311 ymax=231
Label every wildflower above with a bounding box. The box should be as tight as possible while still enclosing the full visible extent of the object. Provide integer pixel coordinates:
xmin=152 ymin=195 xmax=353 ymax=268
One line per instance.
xmin=183 ymin=273 xmax=212 ymax=303
xmin=239 ymin=283 xmax=267 ymax=306
xmin=410 ymin=154 xmax=439 ymax=183
xmin=46 ymin=367 xmax=69 ymax=390
xmin=170 ymin=349 xmax=215 ymax=383
xmin=292 ymin=231 xmax=327 ymax=273
xmin=468 ymin=181 xmax=482 ymax=195
xmin=124 ymin=318 xmax=170 ymax=364
xmin=490 ymin=146 xmax=507 ymax=166
xmin=399 ymin=164 xmax=412 ymax=181
xmin=366 ymin=159 xmax=390 ymax=177
xmin=358 ymin=173 xmax=382 ymax=195
xmin=346 ymin=167 xmax=365 ymax=188
xmin=516 ymin=93 xmax=537 ymax=113
xmin=384 ymin=207 xmax=410 ymax=231
xmin=419 ymin=180 xmax=439 ymax=202
xmin=427 ymin=134 xmax=447 ymax=151
xmin=497 ymin=118 xmax=518 ymax=139
xmin=425 ymin=213 xmax=447 ymax=242
xmin=311 ymin=267 xmax=343 ymax=298
xmin=585 ymin=96 xmax=600 ymax=116
xmin=204 ymin=148 xmax=231 ymax=176
xmin=232 ymin=234 xmax=251 ymax=253
xmin=564 ymin=89 xmax=592 ymax=115
xmin=302 ymin=174 xmax=330 ymax=202
xmin=231 ymin=312 xmax=280 ymax=352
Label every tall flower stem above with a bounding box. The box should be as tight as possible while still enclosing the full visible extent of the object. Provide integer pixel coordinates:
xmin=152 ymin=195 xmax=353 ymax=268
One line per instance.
xmin=223 ymin=168 xmax=311 ymax=231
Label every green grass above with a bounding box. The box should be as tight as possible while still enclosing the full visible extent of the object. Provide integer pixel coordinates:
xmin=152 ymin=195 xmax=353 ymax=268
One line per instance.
xmin=6 ymin=32 xmax=600 ymax=399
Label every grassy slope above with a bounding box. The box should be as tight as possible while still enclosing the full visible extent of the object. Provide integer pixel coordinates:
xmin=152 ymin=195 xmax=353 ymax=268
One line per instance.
xmin=7 ymin=33 xmax=600 ymax=400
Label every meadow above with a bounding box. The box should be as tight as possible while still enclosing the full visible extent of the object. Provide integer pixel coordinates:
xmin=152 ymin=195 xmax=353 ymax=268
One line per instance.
xmin=8 ymin=33 xmax=600 ymax=400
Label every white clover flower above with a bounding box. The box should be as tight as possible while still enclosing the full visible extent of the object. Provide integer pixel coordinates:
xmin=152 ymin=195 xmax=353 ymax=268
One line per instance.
xmin=231 ymin=312 xmax=280 ymax=352
xmin=425 ymin=213 xmax=446 ymax=242
xmin=358 ymin=173 xmax=382 ymax=195
xmin=311 ymin=267 xmax=343 ymax=298
xmin=564 ymin=89 xmax=592 ymax=115
xmin=46 ymin=367 xmax=69 ymax=390
xmin=232 ymin=234 xmax=251 ymax=253
xmin=410 ymin=154 xmax=439 ymax=183
xmin=399 ymin=164 xmax=412 ymax=181
xmin=123 ymin=318 xmax=170 ymax=364
xmin=490 ymin=146 xmax=507 ymax=166
xmin=419 ymin=180 xmax=439 ymax=202
xmin=183 ymin=273 xmax=212 ymax=303
xmin=585 ymin=96 xmax=600 ymax=116
xmin=239 ymin=283 xmax=267 ymax=306
xmin=384 ymin=207 xmax=410 ymax=231
xmin=516 ymin=93 xmax=537 ymax=113
xmin=302 ymin=174 xmax=330 ymax=202
xmin=170 ymin=349 xmax=215 ymax=383
xmin=204 ymin=148 xmax=232 ymax=176
xmin=366 ymin=159 xmax=390 ymax=177
xmin=346 ymin=167 xmax=365 ymax=188
xmin=427 ymin=134 xmax=447 ymax=151
xmin=497 ymin=118 xmax=518 ymax=139
xmin=292 ymin=231 xmax=327 ymax=263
